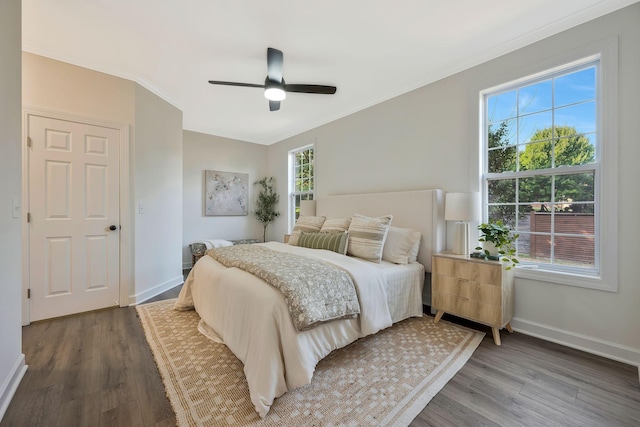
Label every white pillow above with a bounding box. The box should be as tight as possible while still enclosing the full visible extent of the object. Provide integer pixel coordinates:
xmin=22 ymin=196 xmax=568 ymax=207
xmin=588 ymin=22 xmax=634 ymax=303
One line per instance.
xmin=347 ymin=213 xmax=393 ymax=263
xmin=288 ymin=215 xmax=326 ymax=245
xmin=382 ymin=226 xmax=422 ymax=264
xmin=320 ymin=217 xmax=351 ymax=233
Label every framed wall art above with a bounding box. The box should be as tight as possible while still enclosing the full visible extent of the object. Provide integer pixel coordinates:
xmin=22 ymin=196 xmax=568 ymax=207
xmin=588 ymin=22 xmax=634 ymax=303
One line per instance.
xmin=204 ymin=170 xmax=248 ymax=216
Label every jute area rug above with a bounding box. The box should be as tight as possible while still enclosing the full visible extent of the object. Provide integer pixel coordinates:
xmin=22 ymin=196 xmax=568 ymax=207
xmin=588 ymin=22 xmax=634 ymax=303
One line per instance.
xmin=137 ymin=299 xmax=484 ymax=427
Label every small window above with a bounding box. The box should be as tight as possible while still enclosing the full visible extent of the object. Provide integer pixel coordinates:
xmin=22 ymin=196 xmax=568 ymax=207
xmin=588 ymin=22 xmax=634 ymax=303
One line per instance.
xmin=482 ymin=60 xmax=602 ymax=280
xmin=289 ymin=145 xmax=315 ymax=230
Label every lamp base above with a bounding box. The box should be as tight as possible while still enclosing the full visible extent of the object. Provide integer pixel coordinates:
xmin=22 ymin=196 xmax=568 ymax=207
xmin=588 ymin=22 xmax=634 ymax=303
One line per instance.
xmin=452 ymin=222 xmax=469 ymax=255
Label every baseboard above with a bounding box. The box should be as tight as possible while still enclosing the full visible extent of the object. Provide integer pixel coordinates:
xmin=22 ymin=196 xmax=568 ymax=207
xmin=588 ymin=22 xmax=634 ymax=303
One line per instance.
xmin=129 ymin=275 xmax=184 ymax=305
xmin=511 ymin=317 xmax=640 ymax=370
xmin=0 ymin=354 xmax=27 ymax=421
xmin=182 ymin=261 xmax=192 ymax=270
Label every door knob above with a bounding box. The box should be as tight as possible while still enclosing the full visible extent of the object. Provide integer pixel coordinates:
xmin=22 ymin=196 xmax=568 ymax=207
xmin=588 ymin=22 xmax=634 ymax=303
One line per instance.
xmin=109 ymin=225 xmax=117 ymax=231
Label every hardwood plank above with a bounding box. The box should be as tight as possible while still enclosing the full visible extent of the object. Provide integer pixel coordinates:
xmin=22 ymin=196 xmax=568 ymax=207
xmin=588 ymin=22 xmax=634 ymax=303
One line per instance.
xmin=4 ymin=287 xmax=639 ymax=427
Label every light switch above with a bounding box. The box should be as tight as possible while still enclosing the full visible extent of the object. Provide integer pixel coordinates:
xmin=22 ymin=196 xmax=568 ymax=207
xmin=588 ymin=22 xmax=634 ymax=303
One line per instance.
xmin=12 ymin=199 xmax=20 ymax=219
xmin=138 ymin=203 xmax=145 ymax=214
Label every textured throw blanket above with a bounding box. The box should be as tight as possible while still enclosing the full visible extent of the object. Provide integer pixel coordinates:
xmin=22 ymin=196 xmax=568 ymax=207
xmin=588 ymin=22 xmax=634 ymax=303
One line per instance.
xmin=206 ymin=245 xmax=360 ymax=330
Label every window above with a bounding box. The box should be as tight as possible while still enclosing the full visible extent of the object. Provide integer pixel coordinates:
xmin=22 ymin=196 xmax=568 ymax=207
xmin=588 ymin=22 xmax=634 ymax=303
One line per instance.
xmin=481 ymin=54 xmax=616 ymax=290
xmin=289 ymin=145 xmax=315 ymax=230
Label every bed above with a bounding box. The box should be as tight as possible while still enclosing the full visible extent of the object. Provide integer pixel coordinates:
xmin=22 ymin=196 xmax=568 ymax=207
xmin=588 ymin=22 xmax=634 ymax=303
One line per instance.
xmin=174 ymin=189 xmax=445 ymax=417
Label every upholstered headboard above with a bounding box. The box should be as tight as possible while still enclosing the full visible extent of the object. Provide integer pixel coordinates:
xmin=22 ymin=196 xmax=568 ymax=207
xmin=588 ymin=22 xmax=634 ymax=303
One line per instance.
xmin=316 ymin=189 xmax=445 ymax=272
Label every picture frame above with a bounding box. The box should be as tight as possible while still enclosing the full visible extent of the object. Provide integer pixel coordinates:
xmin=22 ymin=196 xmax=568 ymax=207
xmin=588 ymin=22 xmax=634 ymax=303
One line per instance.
xmin=204 ymin=170 xmax=248 ymax=216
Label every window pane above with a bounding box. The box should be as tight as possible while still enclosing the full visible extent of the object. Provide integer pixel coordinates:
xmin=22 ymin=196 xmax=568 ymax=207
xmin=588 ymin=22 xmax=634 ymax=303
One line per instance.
xmin=519 ymin=140 xmax=552 ymax=171
xmin=488 ymin=178 xmax=515 ymax=203
xmin=519 ymin=176 xmax=552 ymax=203
xmin=555 ymin=172 xmax=594 ymax=203
xmin=488 ymin=147 xmax=517 ymax=173
xmin=553 ymin=212 xmax=595 ymax=237
xmin=517 ymin=204 xmax=546 ymax=232
xmin=519 ymin=79 xmax=552 ymax=115
xmin=554 ymin=235 xmax=595 ymax=268
xmin=518 ymin=232 xmax=551 ymax=264
xmin=488 ymin=119 xmax=516 ymax=147
xmin=518 ymin=110 xmax=552 ymax=143
xmin=554 ymin=133 xmax=595 ymax=167
xmin=488 ymin=90 xmax=517 ymax=122
xmin=555 ymin=101 xmax=596 ymax=134
xmin=488 ymin=204 xmax=515 ymax=228
xmin=554 ymin=67 xmax=596 ymax=107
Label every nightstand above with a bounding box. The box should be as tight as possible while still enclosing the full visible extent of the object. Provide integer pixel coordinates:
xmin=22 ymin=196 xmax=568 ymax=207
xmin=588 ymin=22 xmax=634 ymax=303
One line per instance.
xmin=431 ymin=252 xmax=515 ymax=345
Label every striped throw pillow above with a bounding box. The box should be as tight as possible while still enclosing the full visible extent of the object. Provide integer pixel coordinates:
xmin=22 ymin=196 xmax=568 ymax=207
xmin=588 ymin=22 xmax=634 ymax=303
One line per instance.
xmin=298 ymin=232 xmax=349 ymax=255
xmin=347 ymin=214 xmax=393 ymax=263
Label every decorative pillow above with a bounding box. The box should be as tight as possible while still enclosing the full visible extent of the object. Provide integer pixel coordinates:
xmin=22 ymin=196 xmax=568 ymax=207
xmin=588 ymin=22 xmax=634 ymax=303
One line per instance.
xmin=320 ymin=217 xmax=352 ymax=233
xmin=382 ymin=226 xmax=422 ymax=264
xmin=347 ymin=213 xmax=393 ymax=263
xmin=298 ymin=231 xmax=349 ymax=255
xmin=288 ymin=215 xmax=326 ymax=246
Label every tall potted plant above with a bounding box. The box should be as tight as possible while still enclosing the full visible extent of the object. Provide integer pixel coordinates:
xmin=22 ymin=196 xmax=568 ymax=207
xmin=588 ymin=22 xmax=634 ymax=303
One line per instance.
xmin=254 ymin=177 xmax=280 ymax=242
xmin=476 ymin=220 xmax=519 ymax=270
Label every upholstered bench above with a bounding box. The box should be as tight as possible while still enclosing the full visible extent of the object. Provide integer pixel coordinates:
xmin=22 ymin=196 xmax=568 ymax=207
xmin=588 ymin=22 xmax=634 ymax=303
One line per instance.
xmin=189 ymin=239 xmax=260 ymax=266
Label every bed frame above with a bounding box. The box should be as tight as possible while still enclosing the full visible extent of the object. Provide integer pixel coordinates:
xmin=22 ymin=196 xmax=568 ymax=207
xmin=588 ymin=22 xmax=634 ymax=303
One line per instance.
xmin=316 ymin=189 xmax=445 ymax=272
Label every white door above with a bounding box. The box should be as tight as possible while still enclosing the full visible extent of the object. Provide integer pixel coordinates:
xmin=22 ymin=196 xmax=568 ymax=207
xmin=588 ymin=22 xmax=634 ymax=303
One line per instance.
xmin=28 ymin=115 xmax=120 ymax=321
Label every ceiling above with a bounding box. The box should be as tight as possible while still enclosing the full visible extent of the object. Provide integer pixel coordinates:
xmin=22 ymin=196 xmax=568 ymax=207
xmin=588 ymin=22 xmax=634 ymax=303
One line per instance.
xmin=22 ymin=0 xmax=637 ymax=145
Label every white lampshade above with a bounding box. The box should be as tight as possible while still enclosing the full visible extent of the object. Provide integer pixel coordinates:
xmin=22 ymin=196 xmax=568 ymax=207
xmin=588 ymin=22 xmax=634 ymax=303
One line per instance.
xmin=445 ymin=192 xmax=481 ymax=221
xmin=300 ymin=200 xmax=316 ymax=217
xmin=445 ymin=192 xmax=481 ymax=255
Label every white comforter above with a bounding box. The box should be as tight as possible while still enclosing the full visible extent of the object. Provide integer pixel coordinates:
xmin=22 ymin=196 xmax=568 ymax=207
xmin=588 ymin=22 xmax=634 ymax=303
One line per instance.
xmin=175 ymin=242 xmax=412 ymax=417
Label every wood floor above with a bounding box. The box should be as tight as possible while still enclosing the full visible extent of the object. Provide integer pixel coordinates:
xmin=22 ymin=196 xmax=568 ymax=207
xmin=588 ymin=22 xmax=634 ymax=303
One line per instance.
xmin=2 ymin=284 xmax=639 ymax=427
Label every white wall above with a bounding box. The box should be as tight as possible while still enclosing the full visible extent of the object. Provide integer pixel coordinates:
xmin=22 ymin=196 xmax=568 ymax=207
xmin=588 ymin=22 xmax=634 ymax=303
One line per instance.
xmin=0 ymin=0 xmax=27 ymax=420
xmin=268 ymin=4 xmax=640 ymax=367
xmin=132 ymin=85 xmax=184 ymax=302
xmin=182 ymin=130 xmax=267 ymax=267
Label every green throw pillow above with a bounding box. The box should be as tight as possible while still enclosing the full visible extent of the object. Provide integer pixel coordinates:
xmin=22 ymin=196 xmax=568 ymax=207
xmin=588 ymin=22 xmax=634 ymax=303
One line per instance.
xmin=298 ymin=231 xmax=349 ymax=255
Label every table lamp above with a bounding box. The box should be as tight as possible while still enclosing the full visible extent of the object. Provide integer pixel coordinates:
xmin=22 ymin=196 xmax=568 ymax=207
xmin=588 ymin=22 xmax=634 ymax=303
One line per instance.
xmin=445 ymin=192 xmax=481 ymax=255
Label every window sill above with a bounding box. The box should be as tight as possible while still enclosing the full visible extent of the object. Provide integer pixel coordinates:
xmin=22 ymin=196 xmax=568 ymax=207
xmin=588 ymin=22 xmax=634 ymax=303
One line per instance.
xmin=515 ymin=266 xmax=617 ymax=292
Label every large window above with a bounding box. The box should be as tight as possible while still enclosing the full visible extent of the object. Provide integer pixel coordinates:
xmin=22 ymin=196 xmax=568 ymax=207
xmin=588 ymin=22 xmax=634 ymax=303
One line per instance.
xmin=289 ymin=145 xmax=315 ymax=230
xmin=482 ymin=59 xmax=603 ymax=281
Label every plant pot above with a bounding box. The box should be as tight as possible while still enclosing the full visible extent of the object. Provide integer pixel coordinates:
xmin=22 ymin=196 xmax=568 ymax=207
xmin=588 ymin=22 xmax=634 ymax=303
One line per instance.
xmin=482 ymin=241 xmax=499 ymax=257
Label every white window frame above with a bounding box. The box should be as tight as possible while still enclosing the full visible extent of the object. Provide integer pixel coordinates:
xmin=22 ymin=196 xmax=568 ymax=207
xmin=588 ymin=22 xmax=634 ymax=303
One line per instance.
xmin=479 ymin=38 xmax=618 ymax=292
xmin=288 ymin=144 xmax=315 ymax=232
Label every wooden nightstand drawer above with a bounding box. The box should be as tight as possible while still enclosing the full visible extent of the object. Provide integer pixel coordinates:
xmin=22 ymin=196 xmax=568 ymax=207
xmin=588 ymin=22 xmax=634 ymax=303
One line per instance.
xmin=432 ymin=252 xmax=514 ymax=345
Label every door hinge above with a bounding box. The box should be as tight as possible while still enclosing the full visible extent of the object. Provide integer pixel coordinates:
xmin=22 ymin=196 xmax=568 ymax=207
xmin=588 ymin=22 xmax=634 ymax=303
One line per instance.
xmin=27 ymin=212 xmax=31 ymax=223
xmin=27 ymin=289 xmax=31 ymax=299
xmin=27 ymin=137 xmax=32 ymax=147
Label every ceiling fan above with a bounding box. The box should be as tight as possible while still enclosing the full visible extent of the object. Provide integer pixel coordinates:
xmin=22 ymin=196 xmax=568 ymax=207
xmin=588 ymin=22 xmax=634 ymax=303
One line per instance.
xmin=208 ymin=47 xmax=337 ymax=111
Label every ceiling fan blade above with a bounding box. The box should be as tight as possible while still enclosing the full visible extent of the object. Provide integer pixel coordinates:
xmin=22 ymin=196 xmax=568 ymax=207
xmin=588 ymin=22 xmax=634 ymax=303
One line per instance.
xmin=284 ymin=84 xmax=337 ymax=95
xmin=208 ymin=80 xmax=264 ymax=88
xmin=267 ymin=48 xmax=284 ymax=83
xmin=269 ymin=100 xmax=281 ymax=111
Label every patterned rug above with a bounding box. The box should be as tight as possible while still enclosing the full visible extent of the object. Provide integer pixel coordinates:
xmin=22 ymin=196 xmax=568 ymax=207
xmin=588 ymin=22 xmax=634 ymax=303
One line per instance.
xmin=137 ymin=299 xmax=484 ymax=427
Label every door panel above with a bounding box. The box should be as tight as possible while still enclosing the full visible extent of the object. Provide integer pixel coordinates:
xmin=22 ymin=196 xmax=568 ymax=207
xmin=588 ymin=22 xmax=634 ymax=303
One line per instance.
xmin=29 ymin=115 xmax=120 ymax=321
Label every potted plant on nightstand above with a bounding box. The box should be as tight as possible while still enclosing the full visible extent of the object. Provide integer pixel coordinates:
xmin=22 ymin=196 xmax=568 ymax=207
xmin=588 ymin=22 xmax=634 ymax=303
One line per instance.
xmin=476 ymin=220 xmax=519 ymax=270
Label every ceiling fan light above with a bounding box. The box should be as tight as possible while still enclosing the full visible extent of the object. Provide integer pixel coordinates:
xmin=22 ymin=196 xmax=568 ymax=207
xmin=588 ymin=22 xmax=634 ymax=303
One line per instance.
xmin=264 ymin=86 xmax=286 ymax=101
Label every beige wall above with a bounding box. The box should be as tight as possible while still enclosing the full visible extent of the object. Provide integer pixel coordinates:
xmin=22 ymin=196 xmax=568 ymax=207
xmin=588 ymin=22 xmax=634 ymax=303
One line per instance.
xmin=0 ymin=0 xmax=26 ymax=418
xmin=132 ymin=85 xmax=184 ymax=301
xmin=182 ymin=130 xmax=267 ymax=267
xmin=268 ymin=4 xmax=640 ymax=366
xmin=22 ymin=53 xmax=135 ymax=124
